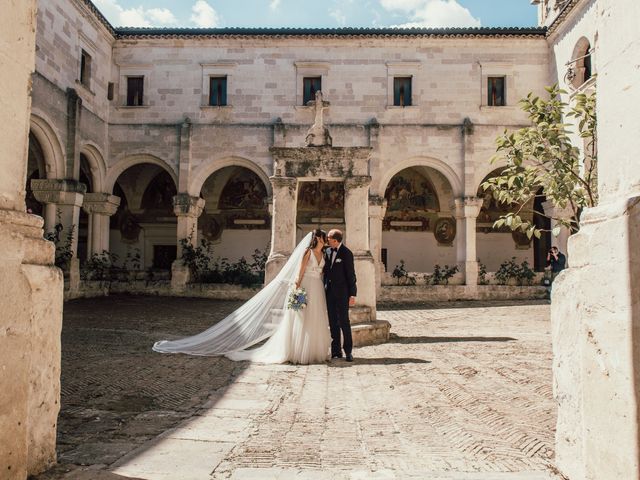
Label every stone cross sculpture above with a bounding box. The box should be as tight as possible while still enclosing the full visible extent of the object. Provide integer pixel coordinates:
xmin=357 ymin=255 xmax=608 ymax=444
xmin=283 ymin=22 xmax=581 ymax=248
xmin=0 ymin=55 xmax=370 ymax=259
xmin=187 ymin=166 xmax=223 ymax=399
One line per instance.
xmin=305 ymin=90 xmax=332 ymax=147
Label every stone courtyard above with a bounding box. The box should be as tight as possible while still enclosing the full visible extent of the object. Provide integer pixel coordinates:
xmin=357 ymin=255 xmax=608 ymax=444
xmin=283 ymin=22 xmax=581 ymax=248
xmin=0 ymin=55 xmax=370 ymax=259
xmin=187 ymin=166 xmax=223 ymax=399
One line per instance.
xmin=38 ymin=296 xmax=558 ymax=479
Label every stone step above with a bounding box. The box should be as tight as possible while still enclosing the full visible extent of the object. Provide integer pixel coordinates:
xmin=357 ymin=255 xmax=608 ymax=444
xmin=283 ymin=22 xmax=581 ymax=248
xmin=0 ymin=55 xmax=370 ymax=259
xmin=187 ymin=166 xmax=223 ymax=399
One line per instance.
xmin=352 ymin=320 xmax=391 ymax=347
xmin=349 ymin=305 xmax=372 ymax=324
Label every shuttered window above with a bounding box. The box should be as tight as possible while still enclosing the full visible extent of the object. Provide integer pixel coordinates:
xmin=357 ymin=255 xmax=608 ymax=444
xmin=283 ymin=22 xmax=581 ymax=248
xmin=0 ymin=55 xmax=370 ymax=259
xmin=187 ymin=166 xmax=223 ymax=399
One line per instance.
xmin=126 ymin=76 xmax=144 ymax=106
xmin=209 ymin=76 xmax=227 ymax=106
xmin=393 ymin=77 xmax=412 ymax=107
xmin=303 ymin=77 xmax=321 ymax=105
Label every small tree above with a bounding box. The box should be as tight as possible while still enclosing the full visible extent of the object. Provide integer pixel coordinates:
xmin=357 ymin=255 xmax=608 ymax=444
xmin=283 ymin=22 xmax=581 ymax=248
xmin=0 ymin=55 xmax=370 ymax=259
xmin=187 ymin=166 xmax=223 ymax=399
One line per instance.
xmin=482 ymin=84 xmax=597 ymax=239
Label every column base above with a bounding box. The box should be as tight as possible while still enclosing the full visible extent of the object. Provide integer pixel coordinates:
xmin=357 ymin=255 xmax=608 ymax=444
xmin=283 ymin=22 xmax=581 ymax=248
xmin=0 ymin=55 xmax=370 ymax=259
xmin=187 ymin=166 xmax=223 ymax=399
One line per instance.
xmin=353 ymin=252 xmax=377 ymax=320
xmin=171 ymin=260 xmax=191 ymax=291
xmin=463 ymin=260 xmax=479 ymax=286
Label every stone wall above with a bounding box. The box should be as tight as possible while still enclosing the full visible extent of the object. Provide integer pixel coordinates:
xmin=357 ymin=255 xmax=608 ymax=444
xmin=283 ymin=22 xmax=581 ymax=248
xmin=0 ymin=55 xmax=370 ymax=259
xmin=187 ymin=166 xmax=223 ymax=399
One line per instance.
xmin=0 ymin=1 xmax=64 ymax=478
xmin=550 ymin=0 xmax=640 ymax=478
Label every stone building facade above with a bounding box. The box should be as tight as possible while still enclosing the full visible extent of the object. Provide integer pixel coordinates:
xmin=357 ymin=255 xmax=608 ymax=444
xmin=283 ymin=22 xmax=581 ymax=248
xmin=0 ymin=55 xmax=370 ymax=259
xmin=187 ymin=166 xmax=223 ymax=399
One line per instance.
xmin=28 ymin=0 xmax=557 ymax=299
xmin=4 ymin=0 xmax=640 ymax=478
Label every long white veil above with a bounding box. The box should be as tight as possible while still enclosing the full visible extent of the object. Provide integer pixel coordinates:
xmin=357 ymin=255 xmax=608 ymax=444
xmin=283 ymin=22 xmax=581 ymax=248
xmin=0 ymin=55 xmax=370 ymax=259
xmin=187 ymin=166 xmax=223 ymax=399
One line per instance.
xmin=153 ymin=232 xmax=313 ymax=356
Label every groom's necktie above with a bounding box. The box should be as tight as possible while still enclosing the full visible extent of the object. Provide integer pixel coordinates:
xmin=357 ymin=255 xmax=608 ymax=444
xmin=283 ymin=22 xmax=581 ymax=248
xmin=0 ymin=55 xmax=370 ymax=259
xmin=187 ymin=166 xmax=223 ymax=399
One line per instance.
xmin=330 ymin=247 xmax=337 ymax=266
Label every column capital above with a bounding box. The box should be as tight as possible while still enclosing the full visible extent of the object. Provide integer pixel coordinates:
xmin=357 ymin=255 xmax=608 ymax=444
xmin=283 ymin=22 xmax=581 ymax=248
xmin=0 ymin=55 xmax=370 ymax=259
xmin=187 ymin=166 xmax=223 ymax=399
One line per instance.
xmin=172 ymin=194 xmax=205 ymax=218
xmin=31 ymin=179 xmax=86 ymax=207
xmin=269 ymin=176 xmax=297 ymax=189
xmin=82 ymin=193 xmax=121 ymax=216
xmin=369 ymin=194 xmax=388 ymax=219
xmin=345 ymin=175 xmax=372 ymax=190
xmin=453 ymin=197 xmax=483 ymax=219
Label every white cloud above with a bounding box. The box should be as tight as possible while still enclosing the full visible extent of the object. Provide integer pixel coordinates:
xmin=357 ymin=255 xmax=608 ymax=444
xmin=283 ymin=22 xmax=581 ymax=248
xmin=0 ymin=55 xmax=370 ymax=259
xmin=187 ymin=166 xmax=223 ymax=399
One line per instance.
xmin=190 ymin=0 xmax=220 ymax=27
xmin=147 ymin=8 xmax=178 ymax=25
xmin=93 ymin=0 xmax=178 ymax=27
xmin=269 ymin=0 xmax=281 ymax=10
xmin=329 ymin=7 xmax=347 ymax=26
xmin=380 ymin=0 xmax=481 ymax=28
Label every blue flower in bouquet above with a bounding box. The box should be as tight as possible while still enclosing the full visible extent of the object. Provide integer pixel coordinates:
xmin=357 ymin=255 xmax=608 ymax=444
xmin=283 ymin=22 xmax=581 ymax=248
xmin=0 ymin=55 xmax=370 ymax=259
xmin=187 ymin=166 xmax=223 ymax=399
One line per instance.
xmin=287 ymin=286 xmax=308 ymax=311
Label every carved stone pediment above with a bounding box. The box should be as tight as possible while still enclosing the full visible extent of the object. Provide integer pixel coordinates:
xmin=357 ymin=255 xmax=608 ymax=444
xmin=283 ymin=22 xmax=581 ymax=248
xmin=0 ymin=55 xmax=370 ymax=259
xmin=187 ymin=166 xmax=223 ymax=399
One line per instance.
xmin=270 ymin=146 xmax=371 ymax=179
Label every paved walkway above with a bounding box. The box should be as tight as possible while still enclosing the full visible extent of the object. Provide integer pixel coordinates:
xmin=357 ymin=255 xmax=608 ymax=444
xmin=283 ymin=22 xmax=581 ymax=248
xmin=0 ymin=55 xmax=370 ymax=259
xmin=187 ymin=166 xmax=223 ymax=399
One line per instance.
xmin=38 ymin=297 xmax=558 ymax=480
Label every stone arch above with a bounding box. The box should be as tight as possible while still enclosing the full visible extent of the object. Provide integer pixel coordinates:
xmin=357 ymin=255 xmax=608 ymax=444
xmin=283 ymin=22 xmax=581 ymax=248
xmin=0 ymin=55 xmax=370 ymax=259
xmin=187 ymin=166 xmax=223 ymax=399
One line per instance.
xmin=570 ymin=36 xmax=593 ymax=88
xmin=79 ymin=142 xmax=107 ymax=193
xmin=474 ymin=160 xmax=509 ymax=196
xmin=189 ymin=157 xmax=271 ymax=198
xmin=29 ymin=112 xmax=65 ymax=179
xmin=376 ymin=156 xmax=463 ymax=199
xmin=105 ymin=154 xmax=178 ymax=194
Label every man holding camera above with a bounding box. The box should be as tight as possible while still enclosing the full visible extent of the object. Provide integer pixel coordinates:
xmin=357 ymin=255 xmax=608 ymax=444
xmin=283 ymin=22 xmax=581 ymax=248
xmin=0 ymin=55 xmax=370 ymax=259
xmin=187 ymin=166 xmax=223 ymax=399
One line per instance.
xmin=547 ymin=246 xmax=567 ymax=279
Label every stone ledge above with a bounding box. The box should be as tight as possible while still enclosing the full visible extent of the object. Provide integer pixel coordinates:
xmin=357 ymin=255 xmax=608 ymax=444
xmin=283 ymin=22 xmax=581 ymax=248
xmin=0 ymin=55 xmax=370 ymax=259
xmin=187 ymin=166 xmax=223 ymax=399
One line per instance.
xmin=352 ymin=320 xmax=391 ymax=347
xmin=379 ymin=285 xmax=548 ymax=302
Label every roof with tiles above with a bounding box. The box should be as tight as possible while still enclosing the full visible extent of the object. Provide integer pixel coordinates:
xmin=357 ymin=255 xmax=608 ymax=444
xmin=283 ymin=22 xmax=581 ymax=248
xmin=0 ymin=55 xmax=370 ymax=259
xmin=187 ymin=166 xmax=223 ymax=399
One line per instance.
xmin=114 ymin=26 xmax=547 ymax=39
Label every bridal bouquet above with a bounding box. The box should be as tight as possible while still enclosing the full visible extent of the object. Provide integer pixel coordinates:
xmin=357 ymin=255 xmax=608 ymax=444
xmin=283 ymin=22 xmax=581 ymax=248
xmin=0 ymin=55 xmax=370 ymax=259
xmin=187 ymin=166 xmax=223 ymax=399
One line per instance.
xmin=287 ymin=286 xmax=308 ymax=311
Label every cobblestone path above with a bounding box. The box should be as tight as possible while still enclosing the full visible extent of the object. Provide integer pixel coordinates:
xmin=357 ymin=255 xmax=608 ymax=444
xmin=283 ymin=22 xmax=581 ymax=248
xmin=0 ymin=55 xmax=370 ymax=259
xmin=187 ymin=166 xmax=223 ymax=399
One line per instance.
xmin=45 ymin=297 xmax=558 ymax=480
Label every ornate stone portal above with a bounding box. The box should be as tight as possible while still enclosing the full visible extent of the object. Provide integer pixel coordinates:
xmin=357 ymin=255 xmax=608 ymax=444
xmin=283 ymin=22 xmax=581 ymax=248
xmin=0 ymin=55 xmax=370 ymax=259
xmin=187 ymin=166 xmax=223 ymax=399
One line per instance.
xmin=266 ymin=93 xmax=390 ymax=346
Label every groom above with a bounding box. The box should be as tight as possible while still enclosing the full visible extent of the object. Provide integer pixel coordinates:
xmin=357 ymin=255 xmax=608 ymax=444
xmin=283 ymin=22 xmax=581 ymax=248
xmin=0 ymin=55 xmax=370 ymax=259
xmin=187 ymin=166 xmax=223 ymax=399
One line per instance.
xmin=323 ymin=229 xmax=357 ymax=362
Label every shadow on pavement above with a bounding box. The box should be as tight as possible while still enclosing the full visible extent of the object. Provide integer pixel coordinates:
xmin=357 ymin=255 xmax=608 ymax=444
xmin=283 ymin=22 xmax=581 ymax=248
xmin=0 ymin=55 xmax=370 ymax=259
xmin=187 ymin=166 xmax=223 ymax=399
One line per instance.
xmin=328 ymin=357 xmax=431 ymax=367
xmin=388 ymin=334 xmax=517 ymax=344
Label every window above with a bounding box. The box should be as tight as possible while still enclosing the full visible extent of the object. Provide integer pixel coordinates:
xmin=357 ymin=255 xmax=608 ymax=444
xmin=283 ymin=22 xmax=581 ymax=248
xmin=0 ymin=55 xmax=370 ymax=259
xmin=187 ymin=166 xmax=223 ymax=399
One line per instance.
xmin=80 ymin=49 xmax=91 ymax=88
xmin=303 ymin=77 xmax=321 ymax=105
xmin=488 ymin=77 xmax=506 ymax=106
xmin=126 ymin=76 xmax=144 ymax=106
xmin=393 ymin=77 xmax=412 ymax=107
xmin=107 ymin=82 xmax=114 ymax=101
xmin=209 ymin=76 xmax=227 ymax=106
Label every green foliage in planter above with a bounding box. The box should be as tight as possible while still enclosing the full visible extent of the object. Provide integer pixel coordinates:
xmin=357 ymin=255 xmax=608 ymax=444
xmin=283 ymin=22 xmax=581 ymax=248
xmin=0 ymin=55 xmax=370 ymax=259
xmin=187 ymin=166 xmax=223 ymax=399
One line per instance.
xmin=180 ymin=231 xmax=268 ymax=286
xmin=392 ymin=260 xmax=415 ymax=285
xmin=478 ymin=261 xmax=489 ymax=285
xmin=430 ymin=264 xmax=459 ymax=285
xmin=82 ymin=251 xmax=119 ymax=282
xmin=44 ymin=218 xmax=75 ymax=270
xmin=495 ymin=257 xmax=536 ymax=286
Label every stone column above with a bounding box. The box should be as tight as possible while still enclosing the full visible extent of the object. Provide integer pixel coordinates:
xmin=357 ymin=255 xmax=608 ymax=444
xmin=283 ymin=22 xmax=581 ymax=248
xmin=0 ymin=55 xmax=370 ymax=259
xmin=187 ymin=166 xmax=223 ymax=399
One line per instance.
xmin=454 ymin=197 xmax=483 ymax=286
xmin=171 ymin=193 xmax=205 ymax=290
xmin=345 ymin=176 xmax=376 ymax=320
xmin=82 ymin=193 xmax=121 ymax=256
xmin=265 ymin=176 xmax=298 ymax=284
xmin=369 ymin=195 xmax=387 ymax=294
xmin=542 ymin=200 xmax=572 ymax=259
xmin=0 ymin=1 xmax=63 ymax=477
xmin=31 ymin=179 xmax=86 ymax=290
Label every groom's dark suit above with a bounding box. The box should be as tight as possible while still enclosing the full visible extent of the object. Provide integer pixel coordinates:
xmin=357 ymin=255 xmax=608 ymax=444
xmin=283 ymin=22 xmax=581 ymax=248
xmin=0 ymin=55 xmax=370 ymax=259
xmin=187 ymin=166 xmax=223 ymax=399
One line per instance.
xmin=323 ymin=244 xmax=357 ymax=357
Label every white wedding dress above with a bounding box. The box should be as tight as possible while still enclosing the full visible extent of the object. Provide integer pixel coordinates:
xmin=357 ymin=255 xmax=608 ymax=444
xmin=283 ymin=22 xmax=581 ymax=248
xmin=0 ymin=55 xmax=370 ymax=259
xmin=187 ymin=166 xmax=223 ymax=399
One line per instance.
xmin=153 ymin=232 xmax=331 ymax=365
xmin=226 ymin=252 xmax=331 ymax=364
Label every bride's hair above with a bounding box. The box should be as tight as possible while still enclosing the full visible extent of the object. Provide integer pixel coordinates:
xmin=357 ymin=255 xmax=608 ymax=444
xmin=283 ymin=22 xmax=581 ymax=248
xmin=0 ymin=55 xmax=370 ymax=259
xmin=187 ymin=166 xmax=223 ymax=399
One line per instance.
xmin=308 ymin=228 xmax=327 ymax=249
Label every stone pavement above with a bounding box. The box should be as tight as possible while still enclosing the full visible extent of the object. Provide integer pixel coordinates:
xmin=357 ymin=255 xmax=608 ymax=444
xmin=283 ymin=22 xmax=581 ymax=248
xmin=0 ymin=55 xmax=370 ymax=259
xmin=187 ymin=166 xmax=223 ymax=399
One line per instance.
xmin=37 ymin=297 xmax=559 ymax=480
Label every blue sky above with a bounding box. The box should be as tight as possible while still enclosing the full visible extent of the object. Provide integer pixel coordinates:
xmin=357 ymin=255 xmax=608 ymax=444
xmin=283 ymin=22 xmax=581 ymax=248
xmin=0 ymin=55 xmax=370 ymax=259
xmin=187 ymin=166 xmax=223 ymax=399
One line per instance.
xmin=94 ymin=0 xmax=539 ymax=29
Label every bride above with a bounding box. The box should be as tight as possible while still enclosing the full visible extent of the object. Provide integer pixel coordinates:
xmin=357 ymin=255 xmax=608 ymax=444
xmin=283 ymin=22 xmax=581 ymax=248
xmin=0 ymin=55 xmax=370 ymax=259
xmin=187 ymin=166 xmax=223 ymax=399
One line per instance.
xmin=153 ymin=229 xmax=331 ymax=365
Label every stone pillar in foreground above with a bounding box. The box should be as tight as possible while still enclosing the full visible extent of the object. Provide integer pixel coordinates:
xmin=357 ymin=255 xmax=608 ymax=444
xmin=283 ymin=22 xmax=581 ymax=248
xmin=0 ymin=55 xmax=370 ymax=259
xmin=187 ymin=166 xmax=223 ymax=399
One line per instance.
xmin=265 ymin=176 xmax=298 ymax=284
xmin=369 ymin=195 xmax=387 ymax=294
xmin=82 ymin=193 xmax=121 ymax=256
xmin=345 ymin=175 xmax=376 ymax=320
xmin=454 ymin=197 xmax=483 ymax=286
xmin=171 ymin=193 xmax=205 ymax=289
xmin=0 ymin=1 xmax=63 ymax=477
xmin=552 ymin=2 xmax=640 ymax=479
